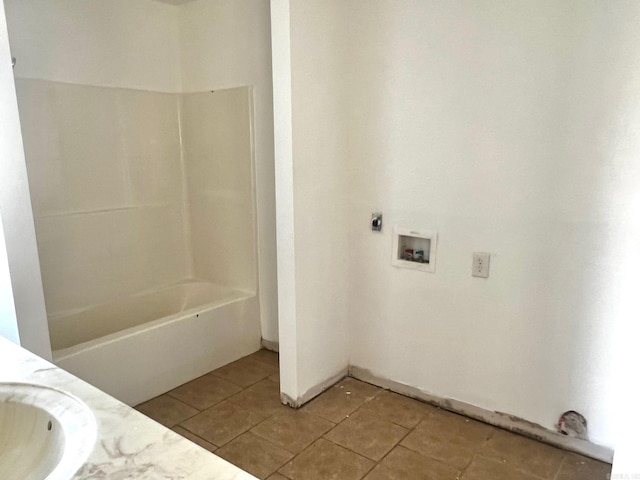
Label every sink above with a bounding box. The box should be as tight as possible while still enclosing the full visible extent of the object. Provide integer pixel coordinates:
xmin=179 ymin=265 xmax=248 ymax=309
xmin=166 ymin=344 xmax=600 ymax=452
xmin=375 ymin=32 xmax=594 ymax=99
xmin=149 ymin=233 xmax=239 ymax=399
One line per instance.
xmin=0 ymin=383 xmax=96 ymax=480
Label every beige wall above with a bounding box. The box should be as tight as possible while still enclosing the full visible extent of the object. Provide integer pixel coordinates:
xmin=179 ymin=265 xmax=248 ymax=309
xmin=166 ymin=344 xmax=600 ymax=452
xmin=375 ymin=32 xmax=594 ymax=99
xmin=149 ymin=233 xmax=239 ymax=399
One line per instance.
xmin=15 ymin=80 xmax=189 ymax=314
xmin=16 ymin=78 xmax=258 ymax=316
xmin=4 ymin=0 xmax=181 ymax=92
xmin=179 ymin=0 xmax=278 ymax=343
xmin=182 ymin=88 xmax=257 ymax=293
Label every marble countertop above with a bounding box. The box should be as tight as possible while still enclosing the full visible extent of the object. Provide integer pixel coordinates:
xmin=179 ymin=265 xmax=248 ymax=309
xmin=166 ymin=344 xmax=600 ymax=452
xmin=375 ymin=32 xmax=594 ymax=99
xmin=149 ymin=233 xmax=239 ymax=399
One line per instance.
xmin=0 ymin=336 xmax=257 ymax=479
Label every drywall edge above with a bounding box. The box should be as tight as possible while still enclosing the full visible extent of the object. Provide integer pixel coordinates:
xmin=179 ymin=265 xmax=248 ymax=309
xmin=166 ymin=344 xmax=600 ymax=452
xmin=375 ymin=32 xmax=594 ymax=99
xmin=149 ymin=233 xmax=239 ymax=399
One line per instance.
xmin=349 ymin=365 xmax=613 ymax=464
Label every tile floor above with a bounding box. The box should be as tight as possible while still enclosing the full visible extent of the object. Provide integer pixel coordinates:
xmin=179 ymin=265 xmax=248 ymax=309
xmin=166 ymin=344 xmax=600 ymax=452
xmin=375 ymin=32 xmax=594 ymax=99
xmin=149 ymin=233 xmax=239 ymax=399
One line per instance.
xmin=135 ymin=349 xmax=612 ymax=480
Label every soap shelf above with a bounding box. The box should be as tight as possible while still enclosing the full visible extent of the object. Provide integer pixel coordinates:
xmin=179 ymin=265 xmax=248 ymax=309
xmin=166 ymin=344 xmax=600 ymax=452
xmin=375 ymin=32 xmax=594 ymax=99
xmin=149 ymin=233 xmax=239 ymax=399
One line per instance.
xmin=391 ymin=227 xmax=437 ymax=273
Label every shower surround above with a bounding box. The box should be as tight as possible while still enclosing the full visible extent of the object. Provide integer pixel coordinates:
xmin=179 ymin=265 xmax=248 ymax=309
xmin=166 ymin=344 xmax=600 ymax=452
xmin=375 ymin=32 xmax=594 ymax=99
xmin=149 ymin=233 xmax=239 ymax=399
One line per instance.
xmin=15 ymin=79 xmax=260 ymax=405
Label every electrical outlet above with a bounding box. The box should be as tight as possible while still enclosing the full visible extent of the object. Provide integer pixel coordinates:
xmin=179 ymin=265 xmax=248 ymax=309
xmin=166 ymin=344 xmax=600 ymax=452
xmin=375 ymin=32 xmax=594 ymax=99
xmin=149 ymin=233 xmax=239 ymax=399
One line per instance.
xmin=472 ymin=252 xmax=490 ymax=278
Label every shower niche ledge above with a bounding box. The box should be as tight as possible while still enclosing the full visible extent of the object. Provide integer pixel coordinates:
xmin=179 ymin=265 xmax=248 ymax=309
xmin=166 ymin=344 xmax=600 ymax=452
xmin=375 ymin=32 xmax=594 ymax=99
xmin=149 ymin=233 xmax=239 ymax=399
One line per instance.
xmin=392 ymin=226 xmax=437 ymax=273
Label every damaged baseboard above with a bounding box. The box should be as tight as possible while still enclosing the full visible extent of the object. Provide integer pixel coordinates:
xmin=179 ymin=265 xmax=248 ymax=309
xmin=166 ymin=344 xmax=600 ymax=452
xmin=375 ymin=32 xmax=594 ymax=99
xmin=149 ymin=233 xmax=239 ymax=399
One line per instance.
xmin=269 ymin=351 xmax=611 ymax=463
xmin=349 ymin=365 xmax=613 ymax=464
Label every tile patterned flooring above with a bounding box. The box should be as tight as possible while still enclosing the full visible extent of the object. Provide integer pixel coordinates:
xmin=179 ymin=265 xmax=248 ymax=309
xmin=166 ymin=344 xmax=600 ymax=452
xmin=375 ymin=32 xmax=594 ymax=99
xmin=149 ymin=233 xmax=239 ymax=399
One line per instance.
xmin=135 ymin=349 xmax=611 ymax=480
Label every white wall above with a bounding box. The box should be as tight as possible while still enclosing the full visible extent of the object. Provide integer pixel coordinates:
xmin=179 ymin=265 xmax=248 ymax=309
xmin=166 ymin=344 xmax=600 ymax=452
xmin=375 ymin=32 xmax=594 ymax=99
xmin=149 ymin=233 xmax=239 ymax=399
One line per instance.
xmin=179 ymin=0 xmax=278 ymax=344
xmin=608 ymin=84 xmax=640 ymax=470
xmin=270 ymin=0 xmax=297 ymax=399
xmin=4 ymin=0 xmax=181 ymax=92
xmin=0 ymin=0 xmax=50 ymax=358
xmin=273 ymin=0 xmax=640 ymax=449
xmin=272 ymin=0 xmax=351 ymax=402
xmin=346 ymin=0 xmax=640 ymax=449
xmin=0 ymin=210 xmax=19 ymax=344
xmin=0 ymin=3 xmax=19 ymax=345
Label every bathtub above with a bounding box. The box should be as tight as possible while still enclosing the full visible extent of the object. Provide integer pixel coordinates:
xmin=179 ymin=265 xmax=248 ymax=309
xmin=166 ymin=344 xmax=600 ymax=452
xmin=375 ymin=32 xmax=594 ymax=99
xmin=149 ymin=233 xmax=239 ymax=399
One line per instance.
xmin=50 ymin=280 xmax=262 ymax=406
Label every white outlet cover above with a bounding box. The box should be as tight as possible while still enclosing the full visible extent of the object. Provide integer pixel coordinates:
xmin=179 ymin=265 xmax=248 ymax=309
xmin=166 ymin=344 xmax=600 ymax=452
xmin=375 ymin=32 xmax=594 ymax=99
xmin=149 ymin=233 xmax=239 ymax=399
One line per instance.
xmin=472 ymin=252 xmax=490 ymax=278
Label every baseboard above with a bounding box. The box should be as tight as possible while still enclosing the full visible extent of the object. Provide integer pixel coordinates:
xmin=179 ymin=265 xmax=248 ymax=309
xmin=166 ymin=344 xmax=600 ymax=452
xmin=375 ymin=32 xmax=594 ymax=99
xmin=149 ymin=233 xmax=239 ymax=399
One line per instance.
xmin=281 ymin=367 xmax=349 ymax=408
xmin=349 ymin=365 xmax=613 ymax=464
xmin=261 ymin=338 xmax=279 ymax=352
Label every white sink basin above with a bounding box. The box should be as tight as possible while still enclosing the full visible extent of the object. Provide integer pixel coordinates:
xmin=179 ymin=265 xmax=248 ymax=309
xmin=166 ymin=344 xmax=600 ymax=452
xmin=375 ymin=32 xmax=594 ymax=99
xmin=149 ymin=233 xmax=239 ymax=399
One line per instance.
xmin=0 ymin=383 xmax=96 ymax=480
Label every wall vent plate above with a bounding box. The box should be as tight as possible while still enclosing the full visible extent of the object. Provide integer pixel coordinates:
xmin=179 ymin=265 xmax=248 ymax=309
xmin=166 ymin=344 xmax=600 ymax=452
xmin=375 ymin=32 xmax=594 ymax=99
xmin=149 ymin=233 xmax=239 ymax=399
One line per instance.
xmin=391 ymin=227 xmax=437 ymax=273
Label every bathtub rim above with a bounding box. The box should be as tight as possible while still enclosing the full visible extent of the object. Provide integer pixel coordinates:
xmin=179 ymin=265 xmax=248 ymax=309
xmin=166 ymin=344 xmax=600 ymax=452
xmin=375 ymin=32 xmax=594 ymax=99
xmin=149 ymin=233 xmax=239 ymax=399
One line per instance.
xmin=51 ymin=290 xmax=254 ymax=361
xmin=47 ymin=278 xmax=254 ymax=321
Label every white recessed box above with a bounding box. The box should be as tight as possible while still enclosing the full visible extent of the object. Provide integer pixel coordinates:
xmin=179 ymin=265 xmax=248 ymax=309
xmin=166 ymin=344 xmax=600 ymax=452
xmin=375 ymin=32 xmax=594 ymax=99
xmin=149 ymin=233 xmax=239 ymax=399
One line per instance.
xmin=392 ymin=227 xmax=437 ymax=273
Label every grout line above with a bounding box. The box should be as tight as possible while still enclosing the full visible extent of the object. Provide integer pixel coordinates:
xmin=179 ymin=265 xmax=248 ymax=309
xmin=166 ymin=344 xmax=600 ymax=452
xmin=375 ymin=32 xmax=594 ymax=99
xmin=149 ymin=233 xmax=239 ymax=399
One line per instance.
xmin=172 ymin=426 xmax=219 ymax=452
xmin=315 ymin=393 xmax=418 ymax=475
xmin=175 ymin=407 xmax=204 ymax=425
xmin=552 ymin=453 xmax=568 ymax=480
xmin=457 ymin=453 xmax=476 ymax=479
xmin=372 ymin=424 xmax=414 ymax=466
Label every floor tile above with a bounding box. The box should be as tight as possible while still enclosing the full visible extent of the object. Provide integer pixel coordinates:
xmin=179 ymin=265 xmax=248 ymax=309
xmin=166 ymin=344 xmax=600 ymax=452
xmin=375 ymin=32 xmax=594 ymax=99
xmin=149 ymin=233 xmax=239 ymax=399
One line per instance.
xmin=325 ymin=410 xmax=408 ymax=461
xmin=479 ymin=429 xmax=565 ymax=479
xmin=359 ymin=390 xmax=435 ymax=428
xmin=137 ymin=352 xmax=613 ymax=480
xmin=227 ymin=379 xmax=289 ymax=417
xmin=461 ymin=455 xmax=540 ymax=480
xmin=401 ymin=428 xmax=477 ymax=470
xmin=135 ymin=394 xmax=198 ymax=428
xmin=303 ymin=378 xmax=381 ymax=423
xmin=212 ymin=357 xmax=278 ymax=388
xmin=363 ymin=446 xmax=460 ymax=480
xmin=180 ymin=400 xmax=264 ymax=447
xmin=556 ymin=452 xmax=612 ymax=480
xmin=247 ymin=349 xmax=280 ymax=367
xmin=252 ymin=409 xmax=335 ymax=454
xmin=416 ymin=409 xmax=494 ymax=445
xmin=401 ymin=409 xmax=492 ymax=470
xmin=216 ymin=432 xmax=293 ymax=479
xmin=168 ymin=374 xmax=242 ymax=410
xmin=171 ymin=426 xmax=217 ymax=452
xmin=279 ymin=438 xmax=374 ymax=480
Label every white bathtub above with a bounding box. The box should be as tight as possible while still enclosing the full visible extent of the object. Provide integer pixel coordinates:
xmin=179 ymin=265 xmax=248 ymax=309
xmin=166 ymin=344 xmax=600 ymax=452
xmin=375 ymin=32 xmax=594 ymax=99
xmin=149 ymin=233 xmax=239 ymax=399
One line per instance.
xmin=50 ymin=280 xmax=262 ymax=406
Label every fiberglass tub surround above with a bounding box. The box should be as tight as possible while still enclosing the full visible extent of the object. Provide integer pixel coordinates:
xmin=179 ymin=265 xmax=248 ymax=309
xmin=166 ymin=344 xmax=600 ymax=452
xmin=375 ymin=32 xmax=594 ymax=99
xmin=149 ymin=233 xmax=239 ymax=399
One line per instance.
xmin=16 ymin=79 xmax=261 ymax=405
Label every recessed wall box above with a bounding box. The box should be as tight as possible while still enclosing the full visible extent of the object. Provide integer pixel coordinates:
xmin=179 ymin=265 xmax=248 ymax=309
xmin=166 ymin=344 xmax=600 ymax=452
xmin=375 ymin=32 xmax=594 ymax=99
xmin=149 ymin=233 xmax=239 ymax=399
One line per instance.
xmin=392 ymin=227 xmax=437 ymax=273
